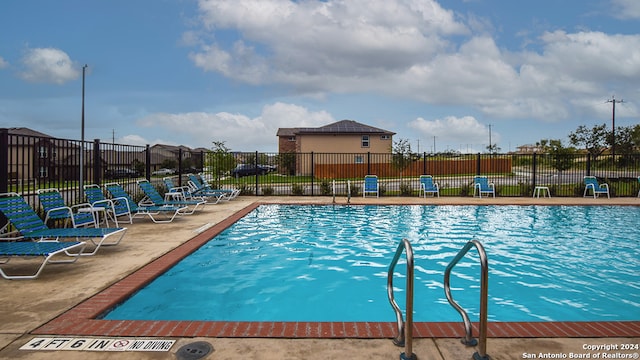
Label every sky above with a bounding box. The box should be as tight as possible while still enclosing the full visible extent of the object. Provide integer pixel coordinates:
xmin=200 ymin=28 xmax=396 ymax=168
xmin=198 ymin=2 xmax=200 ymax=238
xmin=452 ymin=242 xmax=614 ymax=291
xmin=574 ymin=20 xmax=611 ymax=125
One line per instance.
xmin=0 ymin=0 xmax=639 ymax=154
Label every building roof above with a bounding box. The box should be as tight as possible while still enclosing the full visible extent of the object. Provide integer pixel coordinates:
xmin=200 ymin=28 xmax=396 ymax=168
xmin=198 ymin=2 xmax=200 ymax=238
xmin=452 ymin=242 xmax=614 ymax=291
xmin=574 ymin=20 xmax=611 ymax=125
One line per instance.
xmin=6 ymin=127 xmax=54 ymax=138
xmin=277 ymin=120 xmax=395 ymax=136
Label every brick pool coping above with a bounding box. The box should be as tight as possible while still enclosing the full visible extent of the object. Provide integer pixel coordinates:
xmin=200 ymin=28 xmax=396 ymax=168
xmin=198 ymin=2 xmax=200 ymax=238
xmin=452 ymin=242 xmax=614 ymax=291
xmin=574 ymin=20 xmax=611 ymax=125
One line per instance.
xmin=33 ymin=202 xmax=640 ymax=338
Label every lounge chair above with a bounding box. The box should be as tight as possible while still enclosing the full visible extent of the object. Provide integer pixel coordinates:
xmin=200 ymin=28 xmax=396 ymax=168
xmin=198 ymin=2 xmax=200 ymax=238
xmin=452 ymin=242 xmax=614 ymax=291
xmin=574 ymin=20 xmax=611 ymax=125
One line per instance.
xmin=0 ymin=241 xmax=87 ymax=280
xmin=84 ymin=184 xmax=133 ymax=226
xmin=363 ymin=175 xmax=379 ymax=198
xmin=473 ymin=176 xmax=495 ymax=198
xmin=583 ymin=176 xmax=610 ymax=198
xmin=168 ymin=176 xmax=226 ymax=204
xmin=0 ymin=192 xmax=127 ymax=256
xmin=137 ymin=180 xmax=205 ymax=214
xmin=104 ymin=183 xmax=187 ymax=223
xmin=638 ymin=176 xmax=640 ymax=198
xmin=36 ymin=188 xmax=97 ymax=228
xmin=187 ymin=174 xmax=239 ymax=200
xmin=163 ymin=177 xmax=195 ymax=199
xmin=419 ymin=175 xmax=439 ymax=198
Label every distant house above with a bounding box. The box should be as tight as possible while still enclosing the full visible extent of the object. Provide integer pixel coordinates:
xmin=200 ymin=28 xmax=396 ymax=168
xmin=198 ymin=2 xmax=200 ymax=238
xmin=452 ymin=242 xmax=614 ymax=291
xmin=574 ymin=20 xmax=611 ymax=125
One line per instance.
xmin=277 ymin=120 xmax=395 ymax=154
xmin=4 ymin=127 xmax=82 ymax=181
xmin=516 ymin=144 xmax=544 ymax=154
xmin=149 ymin=144 xmax=208 ymax=172
xmin=276 ymin=120 xmax=395 ymax=176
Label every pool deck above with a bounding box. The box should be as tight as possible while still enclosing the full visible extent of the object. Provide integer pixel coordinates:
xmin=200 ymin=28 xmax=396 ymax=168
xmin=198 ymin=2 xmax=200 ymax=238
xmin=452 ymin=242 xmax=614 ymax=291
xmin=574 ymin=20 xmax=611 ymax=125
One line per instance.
xmin=1 ymin=195 xmax=639 ymax=359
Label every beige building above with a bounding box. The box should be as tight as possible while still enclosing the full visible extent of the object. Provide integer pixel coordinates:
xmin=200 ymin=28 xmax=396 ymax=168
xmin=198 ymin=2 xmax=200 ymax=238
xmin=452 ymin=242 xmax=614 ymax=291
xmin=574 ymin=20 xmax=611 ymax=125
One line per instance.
xmin=277 ymin=119 xmax=395 ymax=154
xmin=276 ymin=120 xmax=395 ymax=176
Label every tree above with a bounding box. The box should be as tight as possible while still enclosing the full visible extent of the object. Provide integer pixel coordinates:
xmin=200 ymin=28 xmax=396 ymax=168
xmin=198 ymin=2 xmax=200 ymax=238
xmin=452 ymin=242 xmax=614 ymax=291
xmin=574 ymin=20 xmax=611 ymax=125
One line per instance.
xmin=276 ymin=152 xmax=296 ymax=176
xmin=391 ymin=139 xmax=414 ymax=174
xmin=568 ymin=124 xmax=608 ymax=161
xmin=546 ymin=139 xmax=574 ymax=173
xmin=613 ymin=125 xmax=640 ymax=166
xmin=485 ymin=143 xmax=501 ymax=154
xmin=206 ymin=141 xmax=236 ymax=187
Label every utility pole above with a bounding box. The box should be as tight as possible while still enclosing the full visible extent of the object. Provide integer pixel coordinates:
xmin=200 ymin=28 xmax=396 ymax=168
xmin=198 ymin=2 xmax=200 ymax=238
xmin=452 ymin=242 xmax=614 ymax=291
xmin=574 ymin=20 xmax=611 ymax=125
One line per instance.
xmin=80 ymin=64 xmax=87 ymax=193
xmin=606 ymin=96 xmax=623 ymax=158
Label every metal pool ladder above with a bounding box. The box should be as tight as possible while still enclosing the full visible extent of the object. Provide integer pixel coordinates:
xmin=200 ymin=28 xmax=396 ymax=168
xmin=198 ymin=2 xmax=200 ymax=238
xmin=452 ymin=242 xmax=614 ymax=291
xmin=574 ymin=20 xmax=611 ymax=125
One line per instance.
xmin=444 ymin=239 xmax=490 ymax=360
xmin=387 ymin=238 xmax=416 ymax=360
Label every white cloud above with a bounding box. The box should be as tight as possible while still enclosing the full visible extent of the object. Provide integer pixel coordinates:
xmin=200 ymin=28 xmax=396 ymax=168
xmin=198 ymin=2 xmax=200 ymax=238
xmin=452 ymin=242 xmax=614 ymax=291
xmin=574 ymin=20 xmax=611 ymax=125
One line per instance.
xmin=191 ymin=0 xmax=467 ymax=87
xmin=408 ymin=115 xmax=498 ymax=150
xmin=187 ymin=0 xmax=640 ymax=125
xmin=612 ymin=0 xmax=640 ymax=19
xmin=20 ymin=47 xmax=79 ymax=84
xmin=136 ymin=102 xmax=334 ymax=151
xmin=0 ymin=56 xmax=8 ymax=69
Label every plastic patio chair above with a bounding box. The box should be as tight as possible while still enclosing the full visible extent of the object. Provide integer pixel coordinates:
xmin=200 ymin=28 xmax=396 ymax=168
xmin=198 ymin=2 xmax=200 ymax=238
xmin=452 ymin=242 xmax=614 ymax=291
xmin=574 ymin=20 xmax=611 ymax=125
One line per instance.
xmin=583 ymin=176 xmax=610 ymax=199
xmin=419 ymin=175 xmax=439 ymax=198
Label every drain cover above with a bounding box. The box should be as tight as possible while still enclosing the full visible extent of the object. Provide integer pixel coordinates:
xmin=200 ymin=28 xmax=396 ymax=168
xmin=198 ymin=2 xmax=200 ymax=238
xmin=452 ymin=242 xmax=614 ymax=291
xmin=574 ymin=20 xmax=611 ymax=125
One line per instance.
xmin=175 ymin=341 xmax=213 ymax=360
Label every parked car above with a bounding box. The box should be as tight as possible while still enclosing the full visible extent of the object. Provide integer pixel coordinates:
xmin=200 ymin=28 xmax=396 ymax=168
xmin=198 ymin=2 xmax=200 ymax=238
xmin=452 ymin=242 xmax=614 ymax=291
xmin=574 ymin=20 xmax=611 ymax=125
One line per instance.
xmin=104 ymin=169 xmax=140 ymax=179
xmin=231 ymin=164 xmax=274 ymax=177
xmin=151 ymin=168 xmax=175 ymax=176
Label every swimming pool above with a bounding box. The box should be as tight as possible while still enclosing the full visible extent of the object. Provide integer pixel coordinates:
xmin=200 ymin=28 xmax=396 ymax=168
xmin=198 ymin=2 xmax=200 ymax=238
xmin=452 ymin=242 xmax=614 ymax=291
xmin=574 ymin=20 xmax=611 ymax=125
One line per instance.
xmin=103 ymin=204 xmax=640 ymax=323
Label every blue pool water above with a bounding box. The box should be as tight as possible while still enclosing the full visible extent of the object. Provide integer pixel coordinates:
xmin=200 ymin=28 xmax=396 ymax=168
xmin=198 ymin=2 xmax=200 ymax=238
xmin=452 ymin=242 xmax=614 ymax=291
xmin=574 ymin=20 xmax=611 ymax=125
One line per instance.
xmin=104 ymin=205 xmax=640 ymax=322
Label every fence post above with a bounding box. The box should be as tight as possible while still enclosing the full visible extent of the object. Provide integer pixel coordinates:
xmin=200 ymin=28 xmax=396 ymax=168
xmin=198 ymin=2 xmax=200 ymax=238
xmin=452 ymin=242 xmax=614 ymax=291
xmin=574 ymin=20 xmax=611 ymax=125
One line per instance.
xmin=423 ymin=152 xmax=426 ymax=175
xmin=145 ymin=144 xmax=151 ymax=181
xmin=0 ymin=129 xmax=8 ymax=194
xmin=255 ymin=151 xmax=259 ymax=195
xmin=532 ymin=152 xmax=537 ymax=189
xmin=93 ymin=139 xmax=101 ymax=186
xmin=0 ymin=129 xmax=7 ymax=228
xmin=367 ymin=152 xmax=371 ymax=175
xmin=311 ymin=151 xmax=315 ymax=196
xmin=586 ymin=153 xmax=591 ymax=177
xmin=178 ymin=148 xmax=183 ymax=186
xmin=476 ymin=153 xmax=481 ymax=175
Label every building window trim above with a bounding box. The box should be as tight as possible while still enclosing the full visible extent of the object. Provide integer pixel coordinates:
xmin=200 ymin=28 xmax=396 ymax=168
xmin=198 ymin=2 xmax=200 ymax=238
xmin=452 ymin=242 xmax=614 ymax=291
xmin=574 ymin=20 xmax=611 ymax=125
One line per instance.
xmin=361 ymin=135 xmax=370 ymax=148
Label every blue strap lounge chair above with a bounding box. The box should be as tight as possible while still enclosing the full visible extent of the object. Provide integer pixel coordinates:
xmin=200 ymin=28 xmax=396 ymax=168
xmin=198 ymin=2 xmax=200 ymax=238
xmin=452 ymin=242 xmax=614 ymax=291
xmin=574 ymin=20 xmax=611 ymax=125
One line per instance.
xmin=137 ymin=180 xmax=205 ymax=214
xmin=583 ymin=176 xmax=610 ymax=199
xmin=363 ymin=175 xmax=379 ymax=198
xmin=163 ymin=177 xmax=196 ymax=199
xmin=168 ymin=176 xmax=226 ymax=204
xmin=36 ymin=188 xmax=97 ymax=228
xmin=187 ymin=174 xmax=239 ymax=200
xmin=0 ymin=193 xmax=126 ymax=256
xmin=473 ymin=176 xmax=495 ymax=198
xmin=0 ymin=241 xmax=87 ymax=280
xmin=104 ymin=183 xmax=187 ymax=223
xmin=419 ymin=175 xmax=440 ymax=198
xmin=84 ymin=184 xmax=133 ymax=226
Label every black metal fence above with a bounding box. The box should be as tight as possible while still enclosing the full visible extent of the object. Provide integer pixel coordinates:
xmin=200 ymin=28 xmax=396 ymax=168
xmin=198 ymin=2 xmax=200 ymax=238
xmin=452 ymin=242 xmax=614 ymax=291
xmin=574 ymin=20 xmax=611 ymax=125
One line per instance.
xmin=2 ymin=129 xmax=640 ymax=215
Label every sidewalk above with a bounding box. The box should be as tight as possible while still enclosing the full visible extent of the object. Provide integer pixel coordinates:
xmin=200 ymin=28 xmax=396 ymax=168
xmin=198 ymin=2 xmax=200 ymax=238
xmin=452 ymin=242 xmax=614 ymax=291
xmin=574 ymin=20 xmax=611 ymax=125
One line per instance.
xmin=0 ymin=196 xmax=638 ymax=359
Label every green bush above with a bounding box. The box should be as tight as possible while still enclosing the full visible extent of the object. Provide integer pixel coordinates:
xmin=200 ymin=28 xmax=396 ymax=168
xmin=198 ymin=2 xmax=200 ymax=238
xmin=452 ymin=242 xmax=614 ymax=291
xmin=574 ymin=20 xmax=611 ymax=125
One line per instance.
xmin=320 ymin=179 xmax=332 ymax=196
xmin=262 ymin=186 xmax=274 ymax=196
xmin=399 ymin=182 xmax=412 ymax=196
xmin=238 ymin=184 xmax=254 ymax=196
xmin=291 ymin=183 xmax=305 ymax=195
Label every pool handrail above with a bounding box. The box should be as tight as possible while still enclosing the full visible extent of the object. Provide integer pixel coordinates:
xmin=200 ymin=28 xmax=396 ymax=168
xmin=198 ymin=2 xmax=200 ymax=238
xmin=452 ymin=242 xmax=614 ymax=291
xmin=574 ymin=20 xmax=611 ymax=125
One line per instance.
xmin=444 ymin=239 xmax=490 ymax=360
xmin=386 ymin=238 xmax=416 ymax=360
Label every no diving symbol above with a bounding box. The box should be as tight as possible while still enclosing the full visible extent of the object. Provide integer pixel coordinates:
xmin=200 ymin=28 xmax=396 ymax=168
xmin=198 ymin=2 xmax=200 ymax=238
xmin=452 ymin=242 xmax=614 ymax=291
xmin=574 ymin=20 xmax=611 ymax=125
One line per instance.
xmin=110 ymin=340 xmax=131 ymax=351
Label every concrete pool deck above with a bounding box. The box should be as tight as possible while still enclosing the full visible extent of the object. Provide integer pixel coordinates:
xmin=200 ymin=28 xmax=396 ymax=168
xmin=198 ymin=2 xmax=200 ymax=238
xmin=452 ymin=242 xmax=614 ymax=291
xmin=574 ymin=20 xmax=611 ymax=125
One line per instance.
xmin=0 ymin=195 xmax=638 ymax=359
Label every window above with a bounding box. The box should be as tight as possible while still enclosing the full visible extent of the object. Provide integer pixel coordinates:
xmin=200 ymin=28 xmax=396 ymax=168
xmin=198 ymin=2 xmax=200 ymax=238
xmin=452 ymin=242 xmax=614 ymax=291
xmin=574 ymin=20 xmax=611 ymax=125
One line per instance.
xmin=288 ymin=136 xmax=296 ymax=142
xmin=39 ymin=166 xmax=48 ymax=178
xmin=361 ymin=135 xmax=370 ymax=148
xmin=354 ymin=155 xmax=364 ymax=164
xmin=38 ymin=146 xmax=48 ymax=158
xmin=380 ymin=135 xmax=390 ymax=140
